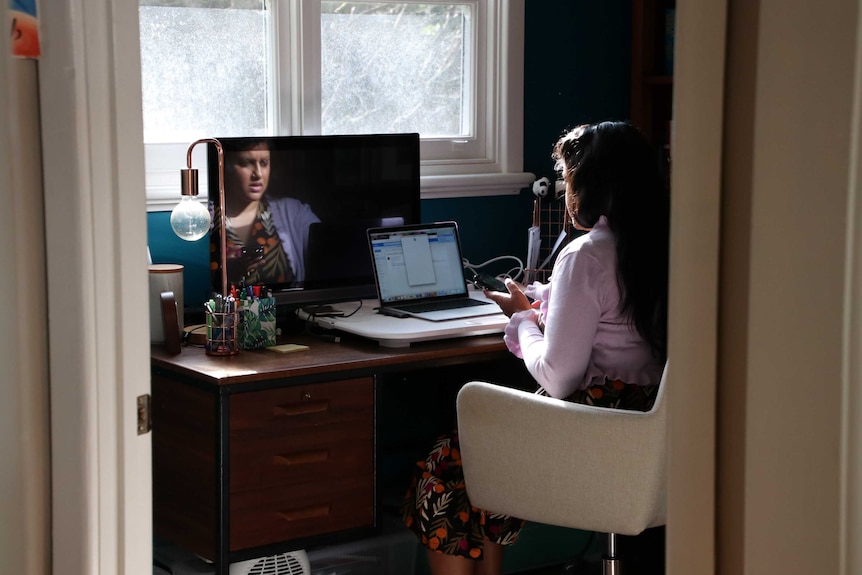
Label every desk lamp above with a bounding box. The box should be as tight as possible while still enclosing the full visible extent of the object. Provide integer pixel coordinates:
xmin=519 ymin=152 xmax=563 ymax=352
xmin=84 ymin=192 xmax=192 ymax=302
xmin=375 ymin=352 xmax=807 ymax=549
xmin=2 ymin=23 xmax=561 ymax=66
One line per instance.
xmin=170 ymin=138 xmax=237 ymax=355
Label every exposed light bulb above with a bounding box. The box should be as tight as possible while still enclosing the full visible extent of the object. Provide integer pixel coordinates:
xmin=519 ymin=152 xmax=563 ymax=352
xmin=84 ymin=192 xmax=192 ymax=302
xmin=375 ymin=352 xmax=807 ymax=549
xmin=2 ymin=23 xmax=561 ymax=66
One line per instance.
xmin=170 ymin=196 xmax=211 ymax=241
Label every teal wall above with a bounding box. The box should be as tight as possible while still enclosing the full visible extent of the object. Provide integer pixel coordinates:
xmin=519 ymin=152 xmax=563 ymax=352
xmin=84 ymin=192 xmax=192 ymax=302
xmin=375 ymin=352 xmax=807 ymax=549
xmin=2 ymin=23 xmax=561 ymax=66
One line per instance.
xmin=147 ymin=1 xmax=632 ymax=309
xmin=148 ymin=211 xmax=211 ymax=307
xmin=523 ymin=1 xmax=632 ymax=175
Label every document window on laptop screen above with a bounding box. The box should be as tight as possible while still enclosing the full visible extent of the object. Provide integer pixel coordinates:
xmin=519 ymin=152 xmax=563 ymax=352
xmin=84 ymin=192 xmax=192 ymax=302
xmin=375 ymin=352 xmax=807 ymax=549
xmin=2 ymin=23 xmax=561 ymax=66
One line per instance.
xmin=372 ymin=225 xmax=466 ymax=302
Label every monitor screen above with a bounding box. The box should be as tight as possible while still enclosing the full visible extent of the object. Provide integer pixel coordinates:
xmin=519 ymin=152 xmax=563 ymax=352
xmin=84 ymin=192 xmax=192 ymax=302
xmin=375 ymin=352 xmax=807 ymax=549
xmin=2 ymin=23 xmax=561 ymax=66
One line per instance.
xmin=207 ymin=133 xmax=420 ymax=308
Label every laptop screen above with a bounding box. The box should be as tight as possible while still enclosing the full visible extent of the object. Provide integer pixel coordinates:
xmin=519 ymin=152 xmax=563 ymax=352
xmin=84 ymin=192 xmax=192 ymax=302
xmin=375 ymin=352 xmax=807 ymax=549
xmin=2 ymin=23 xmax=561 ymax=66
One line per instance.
xmin=368 ymin=222 xmax=470 ymax=304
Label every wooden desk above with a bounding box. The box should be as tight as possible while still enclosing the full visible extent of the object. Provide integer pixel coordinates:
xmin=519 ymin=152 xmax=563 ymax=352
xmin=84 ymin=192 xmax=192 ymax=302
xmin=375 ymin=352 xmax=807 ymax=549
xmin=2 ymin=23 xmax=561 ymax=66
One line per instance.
xmin=151 ymin=333 xmax=517 ymax=575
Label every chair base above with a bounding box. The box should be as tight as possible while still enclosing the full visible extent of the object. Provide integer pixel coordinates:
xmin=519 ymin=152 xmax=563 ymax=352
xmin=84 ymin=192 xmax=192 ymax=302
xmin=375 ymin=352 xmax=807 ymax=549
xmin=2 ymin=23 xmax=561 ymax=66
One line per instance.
xmin=603 ymin=532 xmax=621 ymax=575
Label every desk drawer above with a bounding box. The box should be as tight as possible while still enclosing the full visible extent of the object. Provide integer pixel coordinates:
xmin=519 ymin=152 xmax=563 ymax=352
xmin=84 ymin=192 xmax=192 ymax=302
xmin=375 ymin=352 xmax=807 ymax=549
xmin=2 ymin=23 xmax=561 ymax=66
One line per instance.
xmin=229 ymin=377 xmax=374 ymax=491
xmin=230 ymin=473 xmax=374 ymax=551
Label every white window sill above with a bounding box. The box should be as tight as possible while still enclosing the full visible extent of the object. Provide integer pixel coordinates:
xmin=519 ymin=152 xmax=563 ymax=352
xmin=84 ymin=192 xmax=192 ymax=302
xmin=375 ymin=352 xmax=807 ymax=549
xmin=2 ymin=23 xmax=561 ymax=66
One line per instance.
xmin=420 ymin=172 xmax=535 ymax=199
xmin=146 ymin=171 xmax=536 ymax=211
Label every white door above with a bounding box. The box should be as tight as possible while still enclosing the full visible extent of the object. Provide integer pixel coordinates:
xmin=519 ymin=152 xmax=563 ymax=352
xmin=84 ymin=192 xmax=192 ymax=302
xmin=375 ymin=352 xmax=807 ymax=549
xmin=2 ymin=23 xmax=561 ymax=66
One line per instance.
xmin=38 ymin=1 xmax=153 ymax=574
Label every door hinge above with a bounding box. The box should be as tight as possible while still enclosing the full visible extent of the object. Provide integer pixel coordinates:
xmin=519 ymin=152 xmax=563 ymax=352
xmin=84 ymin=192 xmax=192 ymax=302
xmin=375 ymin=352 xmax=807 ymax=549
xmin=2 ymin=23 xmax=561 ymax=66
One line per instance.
xmin=137 ymin=394 xmax=152 ymax=435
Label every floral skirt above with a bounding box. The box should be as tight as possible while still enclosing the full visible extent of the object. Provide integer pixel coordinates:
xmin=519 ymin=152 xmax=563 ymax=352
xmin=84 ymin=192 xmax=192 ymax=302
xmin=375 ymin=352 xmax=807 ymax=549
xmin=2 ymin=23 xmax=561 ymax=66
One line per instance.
xmin=401 ymin=378 xmax=658 ymax=560
xmin=401 ymin=429 xmax=525 ymax=560
xmin=558 ymin=378 xmax=659 ymax=411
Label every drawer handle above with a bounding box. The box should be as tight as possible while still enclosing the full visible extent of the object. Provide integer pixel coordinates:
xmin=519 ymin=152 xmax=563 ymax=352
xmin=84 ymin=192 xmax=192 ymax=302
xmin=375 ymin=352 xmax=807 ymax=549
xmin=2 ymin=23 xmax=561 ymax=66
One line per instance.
xmin=274 ymin=400 xmax=329 ymax=416
xmin=274 ymin=449 xmax=330 ymax=465
xmin=278 ymin=504 xmax=331 ymax=521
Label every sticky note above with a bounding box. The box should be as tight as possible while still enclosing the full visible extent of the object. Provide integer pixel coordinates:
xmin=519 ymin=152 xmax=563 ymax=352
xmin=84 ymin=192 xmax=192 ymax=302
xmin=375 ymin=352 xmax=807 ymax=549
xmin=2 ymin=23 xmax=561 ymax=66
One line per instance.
xmin=267 ymin=343 xmax=310 ymax=354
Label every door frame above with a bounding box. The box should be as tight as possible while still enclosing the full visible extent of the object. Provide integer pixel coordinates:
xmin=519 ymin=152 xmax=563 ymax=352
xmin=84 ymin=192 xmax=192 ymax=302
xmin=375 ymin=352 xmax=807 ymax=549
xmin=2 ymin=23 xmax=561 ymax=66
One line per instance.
xmin=38 ymin=1 xmax=152 ymax=573
xmin=666 ymin=0 xmax=726 ymax=572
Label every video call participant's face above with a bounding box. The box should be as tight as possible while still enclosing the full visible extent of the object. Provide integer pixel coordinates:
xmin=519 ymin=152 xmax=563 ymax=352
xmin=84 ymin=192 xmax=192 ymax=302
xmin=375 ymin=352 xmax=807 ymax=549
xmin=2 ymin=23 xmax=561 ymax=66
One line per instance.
xmin=225 ymin=145 xmax=271 ymax=203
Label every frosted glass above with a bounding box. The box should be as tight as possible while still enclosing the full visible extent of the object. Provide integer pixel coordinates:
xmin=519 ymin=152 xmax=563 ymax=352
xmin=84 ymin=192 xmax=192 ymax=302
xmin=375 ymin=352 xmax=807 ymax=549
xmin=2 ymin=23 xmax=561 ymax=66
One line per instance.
xmin=140 ymin=1 xmax=473 ymax=141
xmin=320 ymin=2 xmax=471 ymax=137
xmin=139 ymin=4 xmax=269 ymax=143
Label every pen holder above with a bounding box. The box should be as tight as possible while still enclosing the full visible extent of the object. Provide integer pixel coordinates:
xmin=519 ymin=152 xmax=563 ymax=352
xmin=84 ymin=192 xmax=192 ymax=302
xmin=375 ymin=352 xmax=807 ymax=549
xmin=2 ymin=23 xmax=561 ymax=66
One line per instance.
xmin=206 ymin=308 xmax=239 ymax=356
xmin=238 ymin=297 xmax=277 ymax=350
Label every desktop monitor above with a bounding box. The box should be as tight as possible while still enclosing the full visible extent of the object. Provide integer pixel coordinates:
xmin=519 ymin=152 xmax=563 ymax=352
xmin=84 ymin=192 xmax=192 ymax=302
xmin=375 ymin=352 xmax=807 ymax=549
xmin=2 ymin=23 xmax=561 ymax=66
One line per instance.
xmin=207 ymin=133 xmax=420 ymax=309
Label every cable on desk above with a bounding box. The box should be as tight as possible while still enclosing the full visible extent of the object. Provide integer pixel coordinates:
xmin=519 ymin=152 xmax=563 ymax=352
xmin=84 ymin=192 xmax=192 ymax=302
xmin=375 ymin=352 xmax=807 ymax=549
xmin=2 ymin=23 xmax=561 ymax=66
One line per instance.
xmin=300 ymin=299 xmax=363 ymax=342
xmin=462 ymin=255 xmax=525 ymax=283
xmin=339 ymin=299 xmax=364 ymax=318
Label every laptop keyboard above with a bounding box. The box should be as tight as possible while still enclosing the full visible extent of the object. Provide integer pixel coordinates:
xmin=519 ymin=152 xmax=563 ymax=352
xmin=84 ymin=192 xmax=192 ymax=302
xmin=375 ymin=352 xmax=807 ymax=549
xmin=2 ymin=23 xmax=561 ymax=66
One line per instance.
xmin=394 ymin=298 xmax=491 ymax=313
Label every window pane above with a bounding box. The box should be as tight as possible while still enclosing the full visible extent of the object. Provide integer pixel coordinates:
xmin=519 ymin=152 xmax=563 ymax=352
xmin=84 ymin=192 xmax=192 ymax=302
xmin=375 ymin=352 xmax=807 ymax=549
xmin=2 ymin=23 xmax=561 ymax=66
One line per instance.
xmin=139 ymin=0 xmax=270 ymax=143
xmin=320 ymin=2 xmax=472 ymax=138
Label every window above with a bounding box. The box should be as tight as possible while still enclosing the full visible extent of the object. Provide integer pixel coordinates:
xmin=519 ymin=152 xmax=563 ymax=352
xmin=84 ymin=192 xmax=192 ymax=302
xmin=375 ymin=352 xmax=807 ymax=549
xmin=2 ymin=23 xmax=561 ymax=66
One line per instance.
xmin=139 ymin=0 xmax=272 ymax=142
xmin=316 ymin=4 xmax=474 ymax=142
xmin=139 ymin=0 xmax=529 ymax=209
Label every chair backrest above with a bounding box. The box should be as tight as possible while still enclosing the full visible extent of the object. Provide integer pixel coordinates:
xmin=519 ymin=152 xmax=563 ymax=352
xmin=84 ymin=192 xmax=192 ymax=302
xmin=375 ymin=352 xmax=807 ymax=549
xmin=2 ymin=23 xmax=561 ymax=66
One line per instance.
xmin=457 ymin=363 xmax=668 ymax=536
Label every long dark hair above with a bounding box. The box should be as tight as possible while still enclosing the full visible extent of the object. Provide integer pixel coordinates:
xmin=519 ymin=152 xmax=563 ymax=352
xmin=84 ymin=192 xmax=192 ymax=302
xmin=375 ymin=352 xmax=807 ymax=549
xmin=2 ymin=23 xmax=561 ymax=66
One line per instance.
xmin=552 ymin=121 xmax=669 ymax=360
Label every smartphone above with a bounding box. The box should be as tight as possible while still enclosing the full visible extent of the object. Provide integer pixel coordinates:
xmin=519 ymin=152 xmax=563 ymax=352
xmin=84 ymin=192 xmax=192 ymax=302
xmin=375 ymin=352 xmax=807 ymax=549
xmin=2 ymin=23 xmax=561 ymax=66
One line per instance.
xmin=470 ymin=272 xmax=509 ymax=293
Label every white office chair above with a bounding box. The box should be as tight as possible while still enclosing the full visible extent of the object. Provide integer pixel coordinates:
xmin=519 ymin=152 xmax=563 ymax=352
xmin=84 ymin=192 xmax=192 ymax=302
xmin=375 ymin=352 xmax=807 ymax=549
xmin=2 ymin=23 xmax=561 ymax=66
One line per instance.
xmin=456 ymin=365 xmax=667 ymax=574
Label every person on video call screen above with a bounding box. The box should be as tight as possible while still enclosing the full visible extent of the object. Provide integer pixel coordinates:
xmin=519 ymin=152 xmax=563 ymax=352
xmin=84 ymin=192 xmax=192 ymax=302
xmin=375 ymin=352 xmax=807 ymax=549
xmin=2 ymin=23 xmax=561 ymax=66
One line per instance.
xmin=210 ymin=139 xmax=320 ymax=289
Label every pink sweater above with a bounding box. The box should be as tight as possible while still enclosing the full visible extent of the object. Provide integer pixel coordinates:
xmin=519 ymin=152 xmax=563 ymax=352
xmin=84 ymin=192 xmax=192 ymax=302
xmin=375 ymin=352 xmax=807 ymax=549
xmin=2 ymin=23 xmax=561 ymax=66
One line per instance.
xmin=505 ymin=216 xmax=663 ymax=398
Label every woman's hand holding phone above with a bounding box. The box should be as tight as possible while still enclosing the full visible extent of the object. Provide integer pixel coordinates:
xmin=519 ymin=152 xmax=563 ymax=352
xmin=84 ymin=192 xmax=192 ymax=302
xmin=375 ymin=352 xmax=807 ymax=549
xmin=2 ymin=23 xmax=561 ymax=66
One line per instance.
xmin=470 ymin=272 xmax=508 ymax=293
xmin=484 ymin=278 xmax=533 ymax=318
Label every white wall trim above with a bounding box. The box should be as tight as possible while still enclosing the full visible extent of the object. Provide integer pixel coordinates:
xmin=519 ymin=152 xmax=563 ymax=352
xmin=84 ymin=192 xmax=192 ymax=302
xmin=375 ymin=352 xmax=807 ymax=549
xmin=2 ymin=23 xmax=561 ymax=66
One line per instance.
xmin=666 ymin=1 xmax=726 ymax=573
xmin=146 ymin=170 xmax=535 ymax=212
xmin=0 ymin=31 xmax=23 ymax=572
xmin=420 ymin=172 xmax=535 ymax=199
xmin=1 ymin=15 xmax=51 ymax=575
xmin=722 ymin=1 xmax=855 ymax=571
xmin=39 ymin=1 xmax=152 ymax=574
xmin=841 ymin=1 xmax=862 ymax=571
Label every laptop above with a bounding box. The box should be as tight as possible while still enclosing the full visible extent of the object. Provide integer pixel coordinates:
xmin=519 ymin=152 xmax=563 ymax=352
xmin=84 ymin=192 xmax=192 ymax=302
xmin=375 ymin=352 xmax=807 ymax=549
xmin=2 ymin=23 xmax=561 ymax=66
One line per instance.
xmin=367 ymin=221 xmax=501 ymax=322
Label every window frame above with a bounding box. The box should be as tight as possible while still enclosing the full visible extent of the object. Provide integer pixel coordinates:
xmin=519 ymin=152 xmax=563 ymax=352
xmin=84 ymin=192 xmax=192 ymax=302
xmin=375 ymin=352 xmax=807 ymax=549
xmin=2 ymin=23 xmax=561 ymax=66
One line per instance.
xmin=294 ymin=1 xmax=486 ymax=163
xmin=144 ymin=0 xmax=530 ymax=211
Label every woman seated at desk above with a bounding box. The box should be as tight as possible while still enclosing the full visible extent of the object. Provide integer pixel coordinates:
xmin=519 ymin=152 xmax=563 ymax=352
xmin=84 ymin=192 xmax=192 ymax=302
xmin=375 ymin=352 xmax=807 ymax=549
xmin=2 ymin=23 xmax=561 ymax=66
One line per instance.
xmin=401 ymin=120 xmax=670 ymax=575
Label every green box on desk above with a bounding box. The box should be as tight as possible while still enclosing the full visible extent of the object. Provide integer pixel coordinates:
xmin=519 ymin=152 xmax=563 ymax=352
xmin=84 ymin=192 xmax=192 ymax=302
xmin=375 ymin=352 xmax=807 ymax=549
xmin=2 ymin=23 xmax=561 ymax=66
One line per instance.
xmin=238 ymin=297 xmax=277 ymax=350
